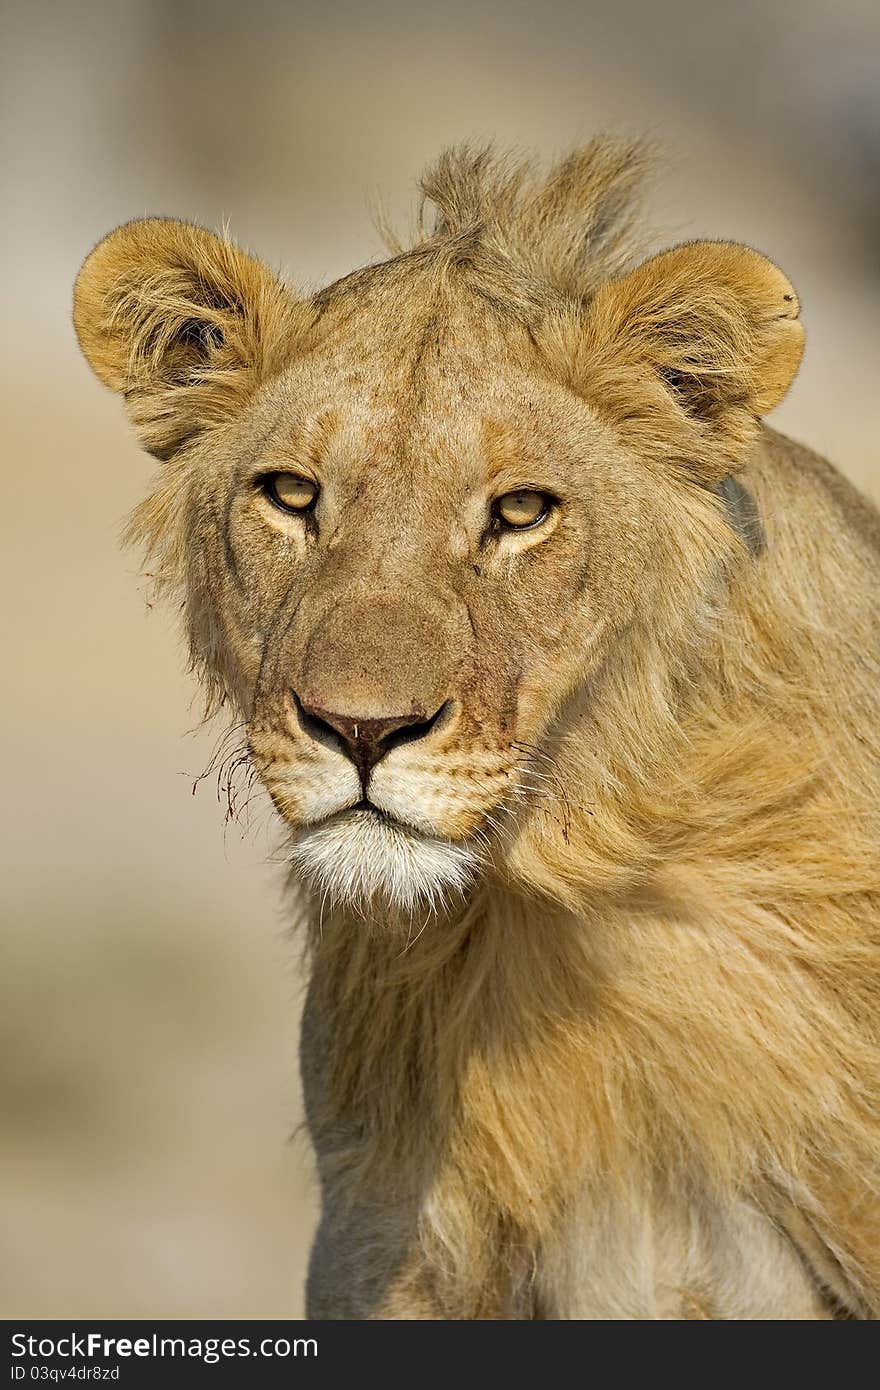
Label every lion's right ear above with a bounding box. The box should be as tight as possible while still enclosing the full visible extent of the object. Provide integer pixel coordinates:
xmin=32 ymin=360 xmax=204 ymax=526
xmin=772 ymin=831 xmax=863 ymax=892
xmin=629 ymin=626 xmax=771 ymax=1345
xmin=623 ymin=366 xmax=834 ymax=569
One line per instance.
xmin=73 ymin=219 xmax=305 ymax=459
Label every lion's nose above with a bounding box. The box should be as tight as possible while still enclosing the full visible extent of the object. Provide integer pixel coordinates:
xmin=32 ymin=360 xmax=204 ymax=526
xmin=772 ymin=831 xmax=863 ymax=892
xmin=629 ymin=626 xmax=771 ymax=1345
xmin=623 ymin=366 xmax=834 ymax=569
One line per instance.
xmin=292 ymin=693 xmax=448 ymax=780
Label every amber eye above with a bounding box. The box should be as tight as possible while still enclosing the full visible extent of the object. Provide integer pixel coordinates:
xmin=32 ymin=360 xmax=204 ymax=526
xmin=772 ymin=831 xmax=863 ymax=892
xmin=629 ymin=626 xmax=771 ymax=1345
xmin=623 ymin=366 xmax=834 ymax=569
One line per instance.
xmin=493 ymin=489 xmax=553 ymax=530
xmin=263 ymin=472 xmax=319 ymax=514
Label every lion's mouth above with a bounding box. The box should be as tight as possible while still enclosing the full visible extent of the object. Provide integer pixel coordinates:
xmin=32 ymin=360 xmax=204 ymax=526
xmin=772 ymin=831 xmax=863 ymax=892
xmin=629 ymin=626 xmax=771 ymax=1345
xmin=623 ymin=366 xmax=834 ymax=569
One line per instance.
xmin=329 ymin=799 xmax=425 ymax=836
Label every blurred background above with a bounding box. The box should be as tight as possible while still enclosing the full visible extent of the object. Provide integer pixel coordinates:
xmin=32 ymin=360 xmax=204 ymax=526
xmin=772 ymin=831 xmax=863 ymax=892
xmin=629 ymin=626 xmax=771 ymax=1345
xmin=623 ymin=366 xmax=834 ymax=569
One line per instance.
xmin=2 ymin=0 xmax=879 ymax=1319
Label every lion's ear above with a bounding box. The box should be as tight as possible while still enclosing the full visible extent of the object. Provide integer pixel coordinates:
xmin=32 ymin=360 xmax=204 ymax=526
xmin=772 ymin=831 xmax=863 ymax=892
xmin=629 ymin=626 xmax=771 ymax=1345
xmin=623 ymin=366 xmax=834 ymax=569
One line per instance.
xmin=557 ymin=241 xmax=804 ymax=479
xmin=73 ymin=218 xmax=304 ymax=459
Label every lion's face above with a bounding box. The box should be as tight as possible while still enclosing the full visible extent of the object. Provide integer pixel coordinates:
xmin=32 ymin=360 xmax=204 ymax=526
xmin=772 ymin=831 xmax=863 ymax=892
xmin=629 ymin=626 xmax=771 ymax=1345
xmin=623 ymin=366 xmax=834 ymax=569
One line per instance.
xmin=73 ymin=150 xmax=803 ymax=915
xmin=186 ymin=293 xmax=653 ymax=912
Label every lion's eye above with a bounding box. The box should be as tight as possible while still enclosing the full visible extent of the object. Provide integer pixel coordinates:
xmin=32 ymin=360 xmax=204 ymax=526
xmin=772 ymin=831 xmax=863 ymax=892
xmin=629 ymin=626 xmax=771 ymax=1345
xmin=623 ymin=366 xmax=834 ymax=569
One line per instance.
xmin=493 ymin=489 xmax=552 ymax=530
xmin=263 ymin=473 xmax=319 ymax=514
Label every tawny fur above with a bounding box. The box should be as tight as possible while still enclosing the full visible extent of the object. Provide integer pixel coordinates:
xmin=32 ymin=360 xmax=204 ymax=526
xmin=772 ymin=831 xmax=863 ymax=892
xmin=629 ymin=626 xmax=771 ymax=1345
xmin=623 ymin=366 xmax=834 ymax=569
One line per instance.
xmin=73 ymin=141 xmax=880 ymax=1319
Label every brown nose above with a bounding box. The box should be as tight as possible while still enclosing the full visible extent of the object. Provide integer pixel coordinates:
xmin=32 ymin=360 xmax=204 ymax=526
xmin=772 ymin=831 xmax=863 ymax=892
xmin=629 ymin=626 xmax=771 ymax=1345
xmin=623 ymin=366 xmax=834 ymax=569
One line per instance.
xmin=292 ymin=693 xmax=447 ymax=781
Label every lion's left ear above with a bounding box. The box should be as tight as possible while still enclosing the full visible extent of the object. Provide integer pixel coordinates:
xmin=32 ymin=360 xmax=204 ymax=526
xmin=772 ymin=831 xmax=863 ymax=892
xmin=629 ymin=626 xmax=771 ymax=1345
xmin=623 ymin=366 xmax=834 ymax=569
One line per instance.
xmin=548 ymin=240 xmax=804 ymax=479
xmin=74 ymin=218 xmax=305 ymax=460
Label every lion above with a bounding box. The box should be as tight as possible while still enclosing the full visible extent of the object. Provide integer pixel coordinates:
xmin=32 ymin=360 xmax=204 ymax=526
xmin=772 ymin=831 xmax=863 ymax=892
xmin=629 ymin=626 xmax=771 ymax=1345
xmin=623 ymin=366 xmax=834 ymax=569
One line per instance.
xmin=73 ymin=139 xmax=880 ymax=1319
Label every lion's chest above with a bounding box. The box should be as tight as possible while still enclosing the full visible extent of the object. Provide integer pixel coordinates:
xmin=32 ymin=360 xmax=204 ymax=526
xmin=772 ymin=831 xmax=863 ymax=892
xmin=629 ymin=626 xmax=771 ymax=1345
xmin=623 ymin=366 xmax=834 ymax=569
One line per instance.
xmin=523 ymin=1185 xmax=827 ymax=1319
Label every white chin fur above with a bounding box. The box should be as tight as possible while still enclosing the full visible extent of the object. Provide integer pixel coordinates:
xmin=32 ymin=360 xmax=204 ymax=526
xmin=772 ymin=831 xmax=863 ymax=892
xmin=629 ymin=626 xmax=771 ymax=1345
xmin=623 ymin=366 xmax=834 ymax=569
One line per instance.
xmin=290 ymin=810 xmax=478 ymax=916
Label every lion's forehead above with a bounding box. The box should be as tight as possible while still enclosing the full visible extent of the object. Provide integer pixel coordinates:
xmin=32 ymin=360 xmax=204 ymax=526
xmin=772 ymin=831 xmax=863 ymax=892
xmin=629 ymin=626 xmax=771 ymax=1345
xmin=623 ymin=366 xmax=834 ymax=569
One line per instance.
xmin=250 ymin=349 xmax=598 ymax=504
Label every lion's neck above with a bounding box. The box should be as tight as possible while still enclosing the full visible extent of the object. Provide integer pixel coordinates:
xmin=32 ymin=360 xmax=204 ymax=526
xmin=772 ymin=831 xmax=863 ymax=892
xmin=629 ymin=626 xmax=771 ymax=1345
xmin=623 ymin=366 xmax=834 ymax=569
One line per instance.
xmin=306 ymin=883 xmax=639 ymax=1230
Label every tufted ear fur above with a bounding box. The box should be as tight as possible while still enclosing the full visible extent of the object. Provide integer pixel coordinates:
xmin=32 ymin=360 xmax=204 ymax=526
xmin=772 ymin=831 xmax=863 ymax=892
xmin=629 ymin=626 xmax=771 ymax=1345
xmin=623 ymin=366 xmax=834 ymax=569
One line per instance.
xmin=544 ymin=240 xmax=805 ymax=481
xmin=73 ymin=219 xmax=305 ymax=459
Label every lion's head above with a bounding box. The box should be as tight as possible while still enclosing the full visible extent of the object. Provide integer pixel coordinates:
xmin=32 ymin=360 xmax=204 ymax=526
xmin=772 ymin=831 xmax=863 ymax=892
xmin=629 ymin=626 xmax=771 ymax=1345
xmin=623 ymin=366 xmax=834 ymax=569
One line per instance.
xmin=73 ymin=142 xmax=803 ymax=916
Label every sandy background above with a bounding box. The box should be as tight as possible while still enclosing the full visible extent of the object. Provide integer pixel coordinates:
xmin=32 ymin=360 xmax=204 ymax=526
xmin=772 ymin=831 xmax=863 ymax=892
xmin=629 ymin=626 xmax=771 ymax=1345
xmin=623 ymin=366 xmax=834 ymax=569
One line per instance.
xmin=2 ymin=0 xmax=879 ymax=1318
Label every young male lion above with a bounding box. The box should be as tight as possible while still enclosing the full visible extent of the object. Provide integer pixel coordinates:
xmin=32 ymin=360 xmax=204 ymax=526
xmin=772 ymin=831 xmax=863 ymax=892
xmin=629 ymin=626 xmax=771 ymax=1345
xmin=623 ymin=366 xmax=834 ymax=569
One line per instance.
xmin=74 ymin=141 xmax=880 ymax=1319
